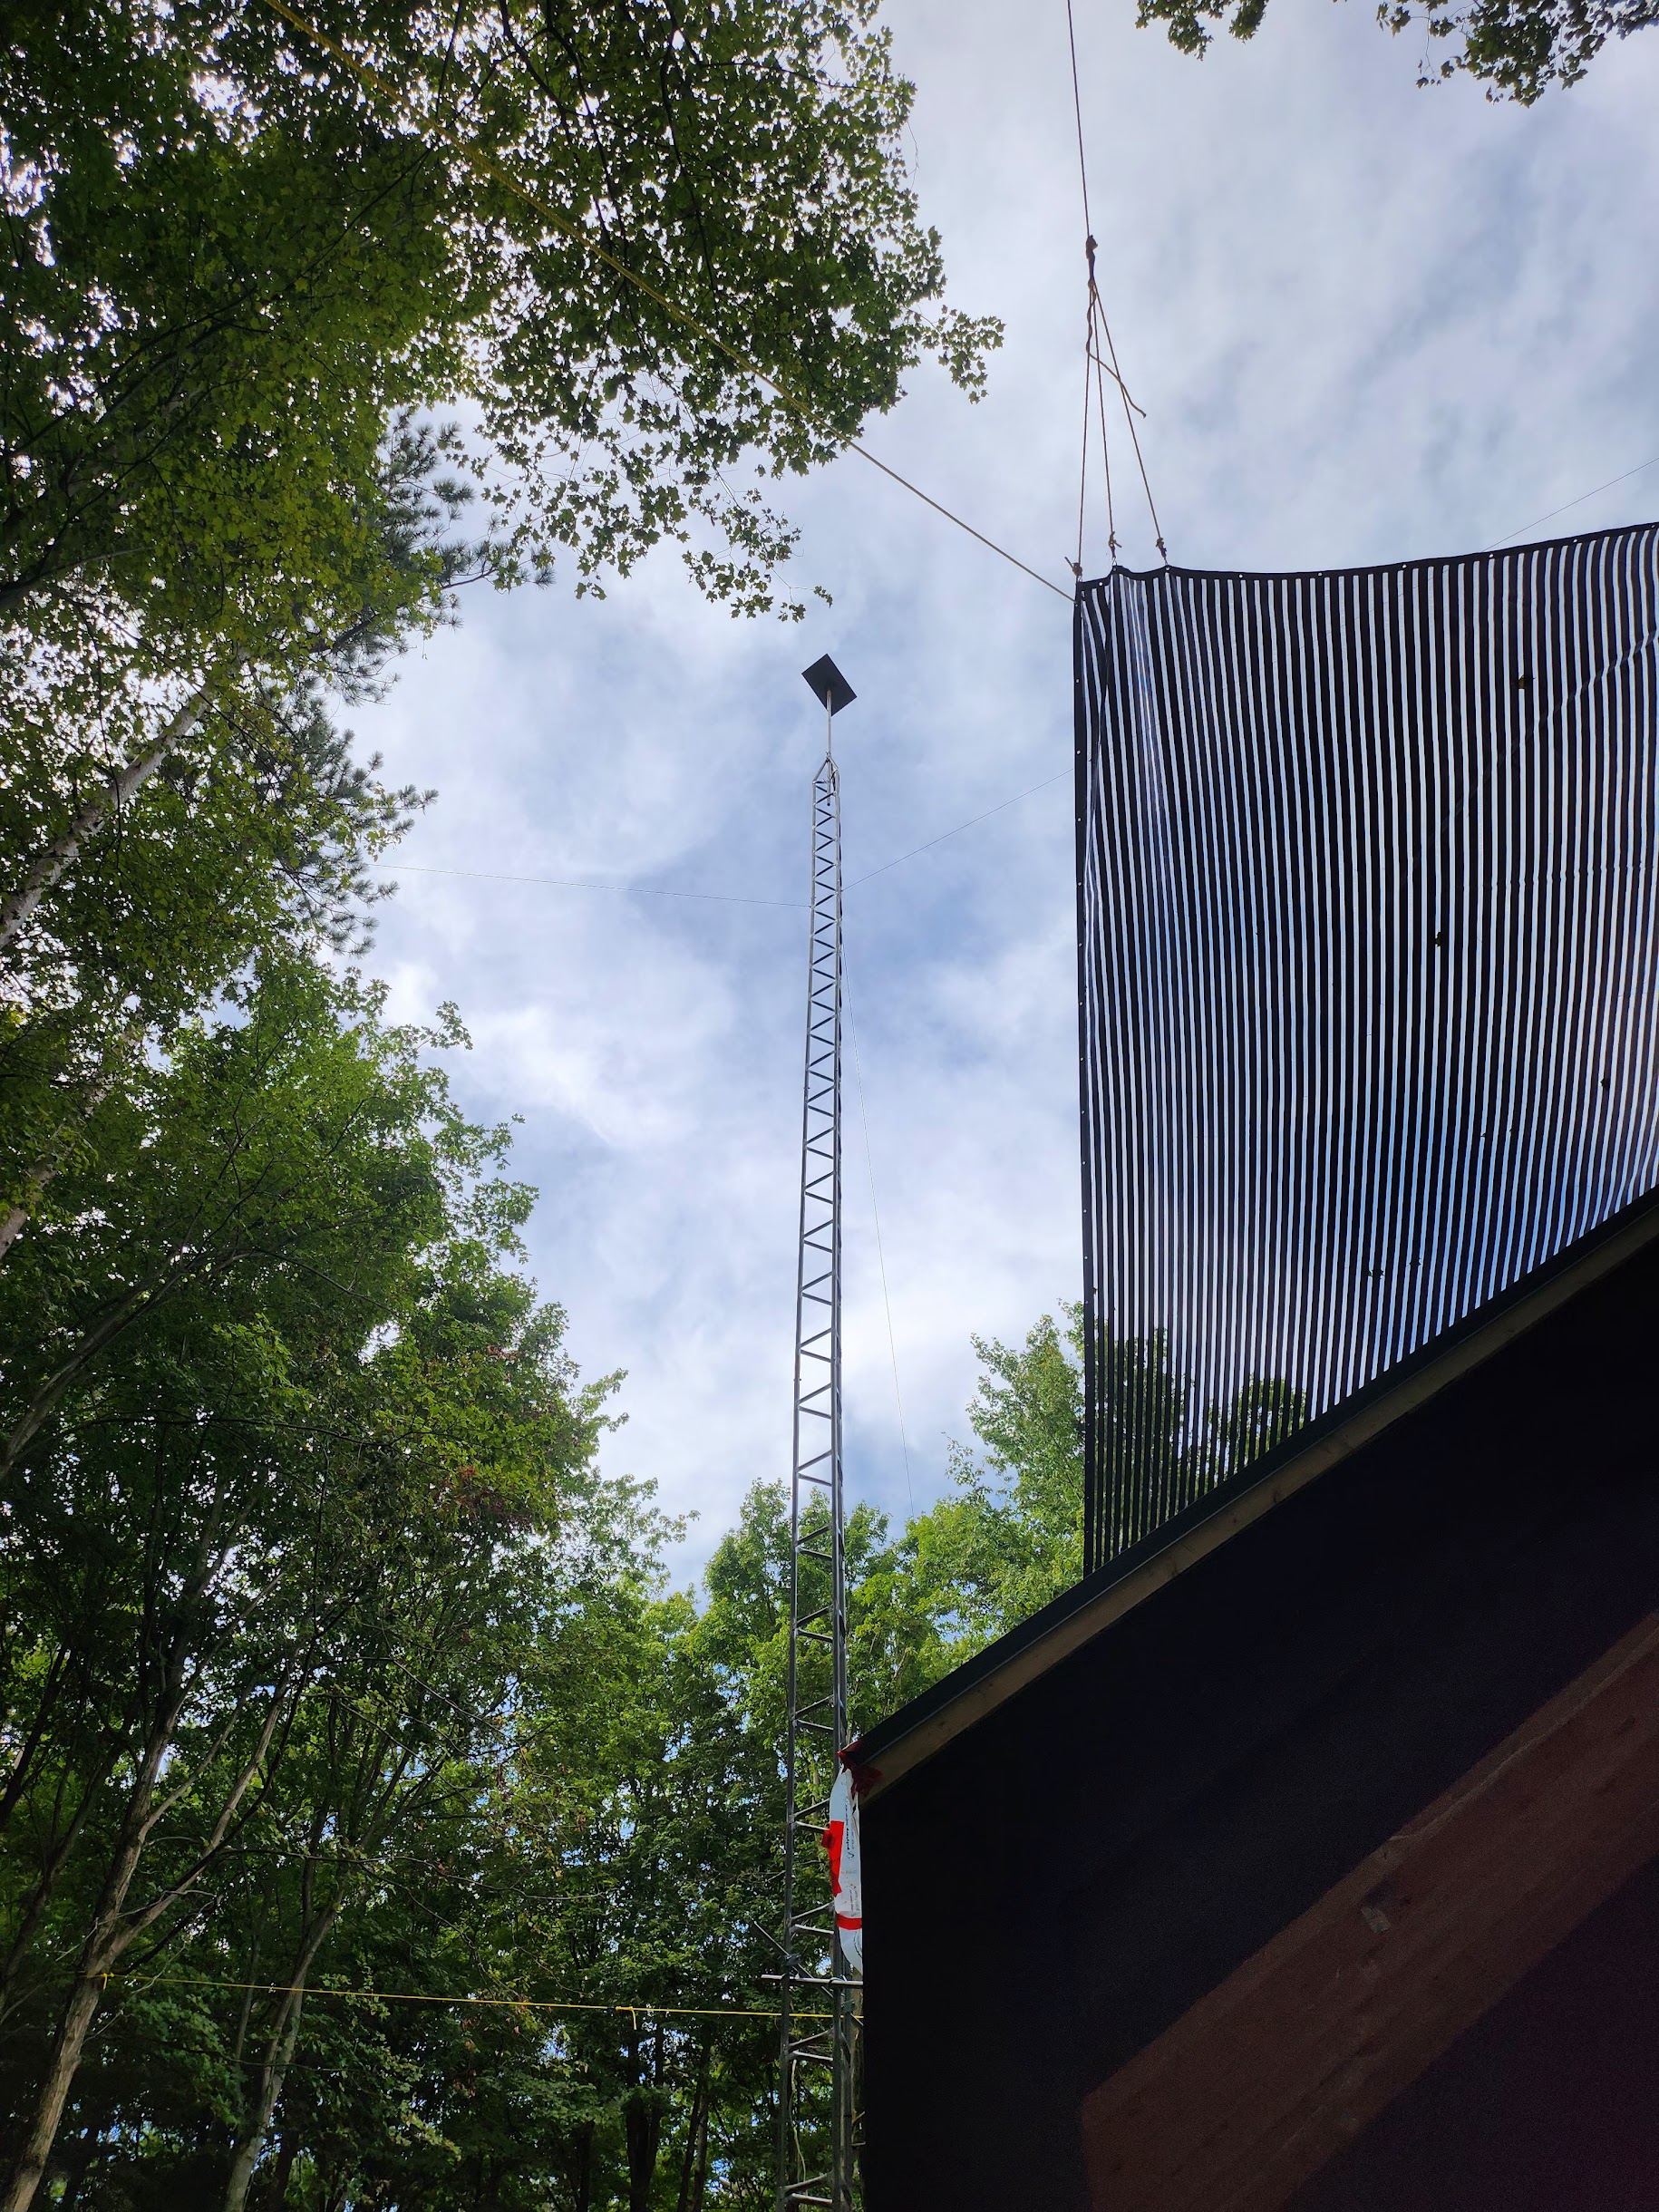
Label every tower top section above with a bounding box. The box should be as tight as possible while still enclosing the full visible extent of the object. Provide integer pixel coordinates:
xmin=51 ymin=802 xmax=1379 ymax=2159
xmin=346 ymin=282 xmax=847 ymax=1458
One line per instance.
xmin=801 ymin=655 xmax=856 ymax=717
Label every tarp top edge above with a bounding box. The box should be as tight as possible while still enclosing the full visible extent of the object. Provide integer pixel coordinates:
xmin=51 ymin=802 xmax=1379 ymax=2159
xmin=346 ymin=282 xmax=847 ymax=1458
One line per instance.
xmin=1078 ymin=516 xmax=1659 ymax=595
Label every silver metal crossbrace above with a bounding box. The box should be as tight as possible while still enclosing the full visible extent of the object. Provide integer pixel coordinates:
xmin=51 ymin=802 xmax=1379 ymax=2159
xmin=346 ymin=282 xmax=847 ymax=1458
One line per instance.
xmin=778 ymin=656 xmax=860 ymax=2212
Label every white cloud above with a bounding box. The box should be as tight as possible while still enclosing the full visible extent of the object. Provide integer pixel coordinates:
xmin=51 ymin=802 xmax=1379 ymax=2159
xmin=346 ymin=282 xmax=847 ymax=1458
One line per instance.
xmin=347 ymin=0 xmax=1659 ymax=1573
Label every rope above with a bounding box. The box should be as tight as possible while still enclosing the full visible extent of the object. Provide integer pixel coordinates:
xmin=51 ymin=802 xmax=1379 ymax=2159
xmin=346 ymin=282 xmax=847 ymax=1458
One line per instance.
xmin=1074 ymin=343 xmax=1091 ymax=579
xmin=1063 ymin=0 xmax=1166 ymax=568
xmin=259 ymin=0 xmax=1070 ymax=605
xmin=1091 ymin=268 xmax=1120 ymax=561
xmin=1064 ymin=0 xmax=1095 ymax=242
xmin=1091 ymin=267 xmax=1167 ymax=560
xmin=1067 ymin=0 xmax=1099 ymax=576
xmin=103 ymin=1971 xmax=825 ymax=2023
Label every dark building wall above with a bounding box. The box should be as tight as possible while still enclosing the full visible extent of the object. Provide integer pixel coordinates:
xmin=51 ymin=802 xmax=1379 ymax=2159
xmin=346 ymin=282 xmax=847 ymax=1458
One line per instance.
xmin=861 ymin=1228 xmax=1659 ymax=2212
xmin=1285 ymin=1853 xmax=1659 ymax=2212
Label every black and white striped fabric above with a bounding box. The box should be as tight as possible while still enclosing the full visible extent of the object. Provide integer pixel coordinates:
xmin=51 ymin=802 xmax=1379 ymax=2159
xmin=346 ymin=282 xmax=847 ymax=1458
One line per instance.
xmin=1075 ymin=524 xmax=1659 ymax=1571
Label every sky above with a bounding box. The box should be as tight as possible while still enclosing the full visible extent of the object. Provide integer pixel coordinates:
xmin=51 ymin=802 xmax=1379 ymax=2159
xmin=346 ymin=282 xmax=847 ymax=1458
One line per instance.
xmin=350 ymin=0 xmax=1659 ymax=1578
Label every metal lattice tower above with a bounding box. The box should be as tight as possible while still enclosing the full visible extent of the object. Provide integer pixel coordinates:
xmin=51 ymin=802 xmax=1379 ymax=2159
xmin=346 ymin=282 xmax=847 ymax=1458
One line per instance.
xmin=777 ymin=655 xmax=859 ymax=2212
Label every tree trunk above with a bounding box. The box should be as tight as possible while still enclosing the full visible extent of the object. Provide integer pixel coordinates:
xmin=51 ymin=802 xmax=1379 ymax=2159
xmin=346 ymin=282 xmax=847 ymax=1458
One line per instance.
xmin=222 ymin=1906 xmax=339 ymax=2212
xmin=0 ymin=1256 xmax=180 ymax=1478
xmin=674 ymin=2039 xmax=711 ymax=2212
xmin=55 ymin=2146 xmax=99 ymax=2211
xmin=0 ymin=1684 xmax=189 ymax=2211
xmin=692 ymin=2091 xmax=712 ymax=2212
xmin=0 ymin=1043 xmax=131 ymax=1267
xmin=0 ymin=1751 xmax=115 ymax=2025
xmin=263 ymin=2126 xmax=298 ymax=2209
xmin=0 ymin=683 xmax=214 ymax=956
xmin=568 ymin=2124 xmax=595 ymax=2212
xmin=625 ymin=2092 xmax=662 ymax=2212
xmin=1 ymin=1659 xmax=291 ymax=2210
xmin=0 ymin=1644 xmax=74 ymax=1838
xmin=221 ymin=2000 xmax=303 ymax=2212
xmin=0 ymin=1185 xmax=46 ymax=1265
xmin=1 ymin=1966 xmax=107 ymax=2212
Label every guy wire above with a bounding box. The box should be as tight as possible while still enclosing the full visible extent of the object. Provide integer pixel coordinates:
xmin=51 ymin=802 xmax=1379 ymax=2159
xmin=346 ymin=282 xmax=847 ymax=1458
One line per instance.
xmin=1075 ymin=339 xmax=1091 ymax=578
xmin=1064 ymin=0 xmax=1095 ymax=240
xmin=1091 ymin=284 xmax=1120 ymax=559
xmin=1092 ymin=278 xmax=1167 ymax=559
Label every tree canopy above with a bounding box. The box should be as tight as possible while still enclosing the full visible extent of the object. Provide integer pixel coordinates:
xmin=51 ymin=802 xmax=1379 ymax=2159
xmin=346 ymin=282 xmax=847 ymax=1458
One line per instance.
xmin=0 ymin=0 xmax=1003 ymax=1621
xmin=2 ymin=0 xmax=998 ymax=640
xmin=1131 ymin=0 xmax=1653 ymax=102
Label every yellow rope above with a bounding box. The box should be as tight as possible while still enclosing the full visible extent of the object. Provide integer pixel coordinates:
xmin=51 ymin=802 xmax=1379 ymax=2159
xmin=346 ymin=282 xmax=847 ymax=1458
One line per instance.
xmin=106 ymin=1971 xmax=825 ymax=2022
xmin=259 ymin=0 xmax=1070 ymax=604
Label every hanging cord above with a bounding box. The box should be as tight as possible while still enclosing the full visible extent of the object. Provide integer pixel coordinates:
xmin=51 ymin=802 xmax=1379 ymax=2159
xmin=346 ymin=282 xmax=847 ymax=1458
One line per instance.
xmin=1074 ymin=332 xmax=1091 ymax=579
xmin=98 ymin=1970 xmax=826 ymax=2022
xmin=1090 ymin=243 xmax=1166 ymax=562
xmin=1089 ymin=247 xmax=1120 ymax=562
xmin=1064 ymin=0 xmax=1167 ymax=570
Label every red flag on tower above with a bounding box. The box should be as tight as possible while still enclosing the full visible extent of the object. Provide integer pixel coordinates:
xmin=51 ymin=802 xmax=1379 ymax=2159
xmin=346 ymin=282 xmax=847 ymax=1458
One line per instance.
xmin=823 ymin=1764 xmax=862 ymax=1977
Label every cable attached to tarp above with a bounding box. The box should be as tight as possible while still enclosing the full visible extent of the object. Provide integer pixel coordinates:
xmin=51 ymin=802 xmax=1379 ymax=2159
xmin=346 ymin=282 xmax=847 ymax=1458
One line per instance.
xmin=1064 ymin=0 xmax=1167 ymax=574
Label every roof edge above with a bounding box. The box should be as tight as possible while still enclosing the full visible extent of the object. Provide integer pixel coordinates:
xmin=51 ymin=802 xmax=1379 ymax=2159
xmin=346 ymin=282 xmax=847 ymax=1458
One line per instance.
xmin=852 ymin=1191 xmax=1659 ymax=1801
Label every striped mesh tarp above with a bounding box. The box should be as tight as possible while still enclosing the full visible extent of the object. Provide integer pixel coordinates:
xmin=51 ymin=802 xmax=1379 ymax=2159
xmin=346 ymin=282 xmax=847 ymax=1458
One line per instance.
xmin=1075 ymin=524 xmax=1659 ymax=1572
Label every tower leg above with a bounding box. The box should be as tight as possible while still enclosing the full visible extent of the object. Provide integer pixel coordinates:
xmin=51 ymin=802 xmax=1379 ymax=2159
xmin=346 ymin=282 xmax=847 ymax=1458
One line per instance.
xmin=778 ymin=706 xmax=859 ymax=2210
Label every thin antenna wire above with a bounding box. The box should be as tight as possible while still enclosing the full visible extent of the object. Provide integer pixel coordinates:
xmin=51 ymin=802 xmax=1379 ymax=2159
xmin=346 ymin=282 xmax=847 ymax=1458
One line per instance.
xmin=1487 ymin=454 xmax=1659 ymax=549
xmin=849 ymin=769 xmax=1068 ymax=888
xmin=845 ymin=980 xmax=916 ymax=1517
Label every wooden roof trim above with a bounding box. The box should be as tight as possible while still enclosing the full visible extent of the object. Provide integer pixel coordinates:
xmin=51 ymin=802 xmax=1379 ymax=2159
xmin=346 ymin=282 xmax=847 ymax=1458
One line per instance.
xmin=1077 ymin=1610 xmax=1659 ymax=2212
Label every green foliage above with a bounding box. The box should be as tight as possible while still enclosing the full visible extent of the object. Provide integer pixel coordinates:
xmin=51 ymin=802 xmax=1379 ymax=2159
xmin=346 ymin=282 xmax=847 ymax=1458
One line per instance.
xmin=1 ymin=0 xmax=1001 ymax=1365
xmin=870 ymin=1306 xmax=1310 ymax=1679
xmin=0 ymin=932 xmax=1309 ymax=2212
xmin=0 ymin=956 xmax=616 ymax=2207
xmin=0 ymin=8 xmax=1013 ymax=2195
xmin=2 ymin=0 xmax=998 ymax=637
xmin=1131 ymin=0 xmax=1655 ymax=99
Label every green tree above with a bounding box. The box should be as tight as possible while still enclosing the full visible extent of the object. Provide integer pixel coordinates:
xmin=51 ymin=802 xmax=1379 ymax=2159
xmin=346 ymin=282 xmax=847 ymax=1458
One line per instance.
xmin=869 ymin=1305 xmax=1312 ymax=1675
xmin=2 ymin=0 xmax=1001 ymax=1337
xmin=3 ymin=0 xmax=998 ymax=637
xmin=1130 ymin=0 xmax=1652 ymax=102
xmin=0 ymin=955 xmax=602 ymax=2209
xmin=0 ymin=422 xmax=463 ymax=1281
